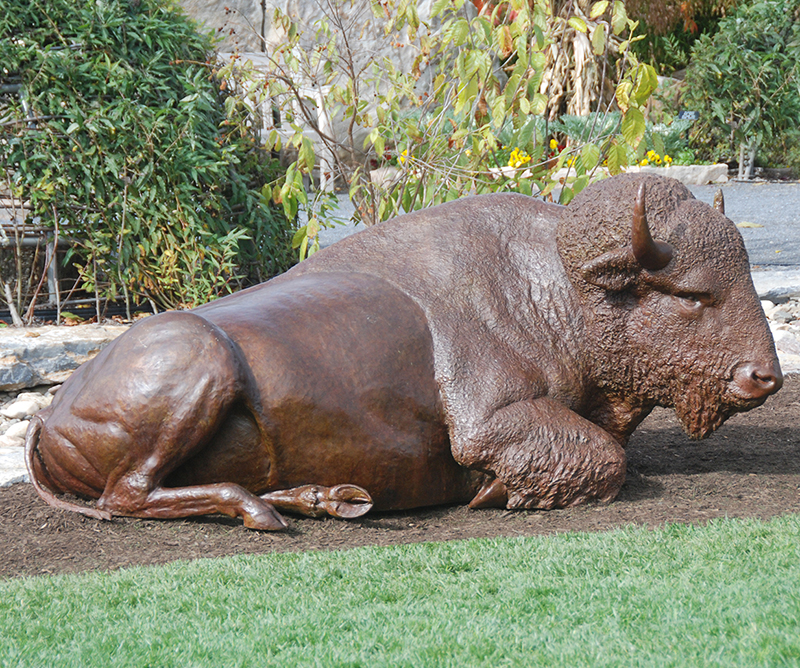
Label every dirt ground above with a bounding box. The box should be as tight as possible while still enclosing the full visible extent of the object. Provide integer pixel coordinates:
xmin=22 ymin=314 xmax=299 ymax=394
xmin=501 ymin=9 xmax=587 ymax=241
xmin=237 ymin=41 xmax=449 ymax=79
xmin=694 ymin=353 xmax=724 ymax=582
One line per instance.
xmin=2 ymin=376 xmax=799 ymax=580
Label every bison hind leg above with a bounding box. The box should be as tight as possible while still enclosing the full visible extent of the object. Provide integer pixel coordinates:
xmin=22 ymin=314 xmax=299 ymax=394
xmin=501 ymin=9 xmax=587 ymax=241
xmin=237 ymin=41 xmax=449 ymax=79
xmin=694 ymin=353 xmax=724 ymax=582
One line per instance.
xmin=97 ymin=480 xmax=289 ymax=530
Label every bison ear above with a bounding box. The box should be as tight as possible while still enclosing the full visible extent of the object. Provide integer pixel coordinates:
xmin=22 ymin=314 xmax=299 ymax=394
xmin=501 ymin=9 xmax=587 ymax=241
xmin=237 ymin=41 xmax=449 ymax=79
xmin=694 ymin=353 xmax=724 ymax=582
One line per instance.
xmin=580 ymin=249 xmax=640 ymax=292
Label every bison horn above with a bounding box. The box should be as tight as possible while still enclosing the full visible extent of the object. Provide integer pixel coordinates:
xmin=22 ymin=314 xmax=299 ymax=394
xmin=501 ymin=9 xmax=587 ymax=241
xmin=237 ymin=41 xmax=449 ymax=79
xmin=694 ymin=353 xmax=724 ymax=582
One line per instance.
xmin=713 ymin=189 xmax=725 ymax=214
xmin=632 ymin=183 xmax=673 ymax=271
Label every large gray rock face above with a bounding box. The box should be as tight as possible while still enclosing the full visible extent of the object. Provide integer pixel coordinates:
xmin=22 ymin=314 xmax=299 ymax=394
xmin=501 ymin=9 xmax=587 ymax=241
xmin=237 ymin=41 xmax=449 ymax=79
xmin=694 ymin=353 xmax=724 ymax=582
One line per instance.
xmin=180 ymin=0 xmax=264 ymax=51
xmin=0 ymin=325 xmax=128 ymax=391
xmin=179 ymin=0 xmax=431 ymax=58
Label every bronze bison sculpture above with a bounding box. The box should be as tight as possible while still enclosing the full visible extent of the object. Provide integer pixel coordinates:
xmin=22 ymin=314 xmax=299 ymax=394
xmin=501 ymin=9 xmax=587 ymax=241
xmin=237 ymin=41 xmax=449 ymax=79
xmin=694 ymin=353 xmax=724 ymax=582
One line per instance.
xmin=25 ymin=174 xmax=782 ymax=529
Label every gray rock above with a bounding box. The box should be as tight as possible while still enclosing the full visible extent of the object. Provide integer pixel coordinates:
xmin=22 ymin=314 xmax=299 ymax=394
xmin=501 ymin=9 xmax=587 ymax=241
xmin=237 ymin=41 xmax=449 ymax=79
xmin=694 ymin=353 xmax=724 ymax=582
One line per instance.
xmin=771 ymin=309 xmax=794 ymax=324
xmin=634 ymin=163 xmax=729 ymax=185
xmin=0 ymin=325 xmax=128 ymax=391
xmin=0 ymin=446 xmax=27 ymax=487
xmin=751 ymin=270 xmax=800 ymax=302
xmin=3 ymin=420 xmax=29 ymax=442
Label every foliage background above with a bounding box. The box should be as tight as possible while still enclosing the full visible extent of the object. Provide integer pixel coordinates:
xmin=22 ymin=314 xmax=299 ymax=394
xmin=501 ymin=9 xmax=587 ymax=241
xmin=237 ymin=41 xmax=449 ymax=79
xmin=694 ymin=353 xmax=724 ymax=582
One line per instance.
xmin=237 ymin=0 xmax=660 ymax=257
xmin=681 ymin=0 xmax=800 ymax=173
xmin=626 ymin=0 xmax=739 ymax=75
xmin=0 ymin=0 xmax=295 ymax=311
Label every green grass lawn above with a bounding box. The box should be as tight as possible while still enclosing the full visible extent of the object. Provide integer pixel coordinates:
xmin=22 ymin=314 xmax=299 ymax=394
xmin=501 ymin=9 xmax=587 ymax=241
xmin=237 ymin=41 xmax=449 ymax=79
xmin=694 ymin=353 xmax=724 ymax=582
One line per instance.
xmin=2 ymin=514 xmax=799 ymax=667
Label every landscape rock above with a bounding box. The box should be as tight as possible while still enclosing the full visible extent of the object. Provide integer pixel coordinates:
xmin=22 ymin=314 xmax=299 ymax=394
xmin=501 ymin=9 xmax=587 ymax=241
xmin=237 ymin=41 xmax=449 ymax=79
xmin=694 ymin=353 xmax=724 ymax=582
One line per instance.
xmin=0 ymin=446 xmax=28 ymax=486
xmin=635 ymin=163 xmax=729 ymax=185
xmin=551 ymin=163 xmax=729 ymax=187
xmin=0 ymin=324 xmax=128 ymax=391
xmin=3 ymin=420 xmax=29 ymax=442
xmin=0 ymin=392 xmax=51 ymax=419
xmin=771 ymin=309 xmax=794 ymax=324
xmin=752 ymin=269 xmax=800 ymax=303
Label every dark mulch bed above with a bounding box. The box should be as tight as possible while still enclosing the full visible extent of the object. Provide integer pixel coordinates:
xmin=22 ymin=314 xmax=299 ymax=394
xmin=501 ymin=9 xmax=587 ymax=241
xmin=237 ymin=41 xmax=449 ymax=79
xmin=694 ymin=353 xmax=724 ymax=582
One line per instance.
xmin=3 ymin=377 xmax=799 ymax=579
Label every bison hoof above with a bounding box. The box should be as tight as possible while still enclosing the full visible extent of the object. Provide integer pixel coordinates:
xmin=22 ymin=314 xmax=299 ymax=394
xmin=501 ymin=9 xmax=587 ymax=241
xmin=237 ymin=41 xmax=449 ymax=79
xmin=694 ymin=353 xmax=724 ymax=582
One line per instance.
xmin=243 ymin=504 xmax=289 ymax=531
xmin=322 ymin=484 xmax=373 ymax=519
xmin=260 ymin=484 xmax=373 ymax=519
xmin=468 ymin=478 xmax=508 ymax=509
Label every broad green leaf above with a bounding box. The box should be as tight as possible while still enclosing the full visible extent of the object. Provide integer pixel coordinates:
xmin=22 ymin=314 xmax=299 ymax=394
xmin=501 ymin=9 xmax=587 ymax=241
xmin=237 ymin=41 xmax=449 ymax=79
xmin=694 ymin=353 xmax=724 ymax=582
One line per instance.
xmin=591 ymin=23 xmax=606 ymax=56
xmin=291 ymin=225 xmax=308 ymax=248
xmin=590 ymin=1 xmax=610 ymax=19
xmin=611 ymin=0 xmax=627 ymax=35
xmin=572 ymin=174 xmax=590 ymax=196
xmin=517 ymin=119 xmax=537 ymax=148
xmin=451 ymin=18 xmax=470 ymax=45
xmin=559 ymin=185 xmax=575 ymax=205
xmin=633 ymin=64 xmax=659 ymax=106
xmin=621 ymin=107 xmax=646 ymax=148
xmin=531 ymin=93 xmax=548 ymax=115
xmin=364 ymin=127 xmax=380 ymax=150
xmin=581 ymin=143 xmax=601 ymax=170
xmin=430 ymin=0 xmax=450 ymax=19
xmin=505 ymin=73 xmax=521 ymax=106
xmin=373 ymin=134 xmax=385 ymax=157
xmin=532 ymin=24 xmax=545 ymax=50
xmin=606 ymin=141 xmax=628 ymax=175
xmin=490 ymin=94 xmax=507 ymax=128
xmin=568 ymin=17 xmax=587 ymax=34
xmin=299 ymin=137 xmax=315 ymax=171
xmin=615 ymin=80 xmax=632 ymax=112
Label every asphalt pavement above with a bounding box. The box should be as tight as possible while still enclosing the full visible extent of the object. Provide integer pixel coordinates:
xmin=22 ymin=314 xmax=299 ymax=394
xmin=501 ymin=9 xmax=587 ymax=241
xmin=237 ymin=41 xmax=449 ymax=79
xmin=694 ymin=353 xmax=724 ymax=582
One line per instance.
xmin=688 ymin=181 xmax=800 ymax=269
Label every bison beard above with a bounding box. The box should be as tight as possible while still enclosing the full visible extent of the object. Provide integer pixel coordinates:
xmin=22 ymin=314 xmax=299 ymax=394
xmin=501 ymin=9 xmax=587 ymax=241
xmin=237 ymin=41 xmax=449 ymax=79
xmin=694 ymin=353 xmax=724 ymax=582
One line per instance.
xmin=673 ymin=375 xmax=737 ymax=440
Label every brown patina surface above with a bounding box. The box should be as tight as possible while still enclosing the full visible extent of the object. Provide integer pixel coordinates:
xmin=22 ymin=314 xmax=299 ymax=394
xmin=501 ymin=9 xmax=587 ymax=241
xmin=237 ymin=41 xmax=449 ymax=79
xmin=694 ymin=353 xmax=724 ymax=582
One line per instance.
xmin=22 ymin=175 xmax=782 ymax=529
xmin=2 ymin=375 xmax=796 ymax=579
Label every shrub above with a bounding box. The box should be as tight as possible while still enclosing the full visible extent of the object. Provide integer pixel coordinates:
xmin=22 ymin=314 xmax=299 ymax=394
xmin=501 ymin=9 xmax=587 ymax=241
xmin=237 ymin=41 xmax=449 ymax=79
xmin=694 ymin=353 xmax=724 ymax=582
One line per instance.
xmin=681 ymin=0 xmax=800 ymax=177
xmin=226 ymin=0 xmax=660 ymax=256
xmin=0 ymin=0 xmax=296 ymax=313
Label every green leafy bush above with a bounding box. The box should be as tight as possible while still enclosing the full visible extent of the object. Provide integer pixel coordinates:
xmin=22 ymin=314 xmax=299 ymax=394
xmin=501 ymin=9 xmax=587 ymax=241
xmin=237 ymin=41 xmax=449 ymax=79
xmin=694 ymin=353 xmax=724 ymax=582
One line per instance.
xmin=0 ymin=0 xmax=295 ymax=311
xmin=234 ymin=0 xmax=660 ymax=254
xmin=681 ymin=0 xmax=800 ymax=174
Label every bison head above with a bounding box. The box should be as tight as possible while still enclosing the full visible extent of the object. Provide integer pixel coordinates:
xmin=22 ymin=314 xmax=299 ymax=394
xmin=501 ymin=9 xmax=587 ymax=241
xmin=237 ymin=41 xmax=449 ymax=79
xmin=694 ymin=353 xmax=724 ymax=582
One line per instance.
xmin=557 ymin=174 xmax=781 ymax=439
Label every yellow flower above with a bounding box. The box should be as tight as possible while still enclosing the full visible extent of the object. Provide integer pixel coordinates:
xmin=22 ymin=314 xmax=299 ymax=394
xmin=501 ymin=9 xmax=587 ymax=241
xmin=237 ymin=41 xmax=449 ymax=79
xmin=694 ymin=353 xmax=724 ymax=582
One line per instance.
xmin=640 ymin=158 xmax=649 ymax=166
xmin=549 ymin=138 xmax=558 ymax=150
xmin=508 ymin=147 xmax=531 ymax=169
xmin=664 ymin=154 xmax=673 ymax=164
xmin=398 ymin=149 xmax=409 ymax=165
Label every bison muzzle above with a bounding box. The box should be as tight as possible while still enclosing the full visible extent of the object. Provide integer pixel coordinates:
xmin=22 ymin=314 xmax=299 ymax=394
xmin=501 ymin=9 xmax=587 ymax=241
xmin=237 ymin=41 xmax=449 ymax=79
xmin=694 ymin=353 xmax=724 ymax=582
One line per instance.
xmin=25 ymin=174 xmax=782 ymax=529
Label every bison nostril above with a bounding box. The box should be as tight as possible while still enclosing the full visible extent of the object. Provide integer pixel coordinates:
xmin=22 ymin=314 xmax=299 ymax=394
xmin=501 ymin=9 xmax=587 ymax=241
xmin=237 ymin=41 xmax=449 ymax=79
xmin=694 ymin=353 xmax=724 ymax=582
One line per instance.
xmin=735 ymin=361 xmax=783 ymax=399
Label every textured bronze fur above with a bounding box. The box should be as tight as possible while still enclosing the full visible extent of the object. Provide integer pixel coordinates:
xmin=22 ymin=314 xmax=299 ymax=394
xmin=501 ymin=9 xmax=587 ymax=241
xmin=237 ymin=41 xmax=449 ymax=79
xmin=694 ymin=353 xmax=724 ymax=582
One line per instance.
xmin=25 ymin=174 xmax=782 ymax=529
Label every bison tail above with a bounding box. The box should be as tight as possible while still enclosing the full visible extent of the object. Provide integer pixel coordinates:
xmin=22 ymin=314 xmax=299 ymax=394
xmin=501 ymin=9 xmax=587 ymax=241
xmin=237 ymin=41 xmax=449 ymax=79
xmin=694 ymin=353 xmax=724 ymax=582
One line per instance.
xmin=25 ymin=416 xmax=112 ymax=522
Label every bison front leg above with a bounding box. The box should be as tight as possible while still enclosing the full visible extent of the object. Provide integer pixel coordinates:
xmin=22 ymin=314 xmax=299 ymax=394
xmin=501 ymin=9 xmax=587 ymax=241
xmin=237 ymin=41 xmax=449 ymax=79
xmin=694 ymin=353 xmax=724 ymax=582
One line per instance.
xmin=454 ymin=397 xmax=626 ymax=510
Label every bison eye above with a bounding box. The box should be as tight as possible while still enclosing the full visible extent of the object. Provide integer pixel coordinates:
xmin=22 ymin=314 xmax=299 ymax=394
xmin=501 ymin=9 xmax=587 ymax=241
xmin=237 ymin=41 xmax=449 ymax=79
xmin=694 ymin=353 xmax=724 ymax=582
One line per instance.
xmin=674 ymin=293 xmax=711 ymax=314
